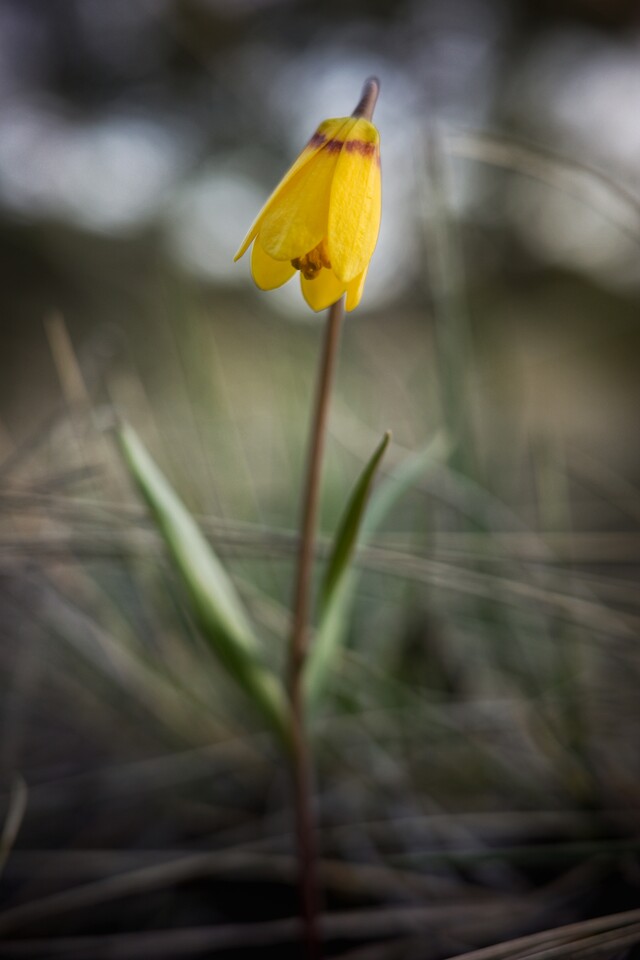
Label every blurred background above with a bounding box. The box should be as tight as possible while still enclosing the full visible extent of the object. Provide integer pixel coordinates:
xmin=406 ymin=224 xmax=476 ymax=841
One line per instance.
xmin=1 ymin=0 xmax=640 ymax=957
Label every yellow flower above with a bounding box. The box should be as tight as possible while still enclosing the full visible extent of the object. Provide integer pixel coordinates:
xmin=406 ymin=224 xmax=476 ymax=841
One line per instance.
xmin=234 ymin=115 xmax=381 ymax=312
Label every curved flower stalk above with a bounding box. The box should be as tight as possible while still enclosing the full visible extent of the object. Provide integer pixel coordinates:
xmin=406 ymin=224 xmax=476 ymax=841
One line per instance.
xmin=234 ymin=114 xmax=381 ymax=312
xmin=232 ymin=79 xmax=382 ymax=959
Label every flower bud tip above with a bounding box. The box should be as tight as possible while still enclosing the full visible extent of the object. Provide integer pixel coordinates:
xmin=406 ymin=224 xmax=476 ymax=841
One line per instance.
xmin=352 ymin=77 xmax=380 ymax=121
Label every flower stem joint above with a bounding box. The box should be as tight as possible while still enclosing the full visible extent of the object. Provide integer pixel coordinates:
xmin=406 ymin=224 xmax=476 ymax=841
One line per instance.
xmin=234 ymin=79 xmax=381 ymax=312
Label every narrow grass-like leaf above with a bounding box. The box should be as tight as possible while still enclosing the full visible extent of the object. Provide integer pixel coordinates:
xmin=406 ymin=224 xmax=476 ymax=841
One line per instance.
xmin=117 ymin=423 xmax=290 ymax=745
xmin=304 ymin=432 xmax=390 ymax=708
xmin=305 ymin=431 xmax=452 ymax=710
xmin=319 ymin=431 xmax=391 ymax=615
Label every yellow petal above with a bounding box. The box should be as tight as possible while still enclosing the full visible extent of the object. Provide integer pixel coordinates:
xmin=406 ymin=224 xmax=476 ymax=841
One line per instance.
xmin=328 ymin=118 xmax=381 ymax=282
xmin=300 ymin=269 xmax=346 ymax=313
xmin=259 ymin=118 xmax=358 ymax=263
xmin=251 ymin=239 xmax=296 ymax=289
xmin=345 ymin=267 xmax=368 ymax=312
xmin=234 ymin=117 xmax=353 ymax=262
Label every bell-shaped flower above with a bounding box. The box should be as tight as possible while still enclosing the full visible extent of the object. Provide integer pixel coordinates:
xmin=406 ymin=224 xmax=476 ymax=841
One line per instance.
xmin=235 ymin=116 xmax=381 ymax=312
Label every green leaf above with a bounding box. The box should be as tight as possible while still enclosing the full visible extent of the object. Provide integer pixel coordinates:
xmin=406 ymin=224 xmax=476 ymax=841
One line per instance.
xmin=305 ymin=431 xmax=452 ymax=712
xmin=117 ymin=423 xmax=290 ymax=745
xmin=319 ymin=431 xmax=391 ymax=616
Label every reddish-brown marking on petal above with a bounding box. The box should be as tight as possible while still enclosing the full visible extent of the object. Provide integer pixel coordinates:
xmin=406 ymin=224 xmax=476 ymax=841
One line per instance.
xmin=344 ymin=139 xmax=377 ymax=157
xmin=307 ymin=132 xmax=327 ymax=149
xmin=310 ymin=137 xmax=377 ymax=155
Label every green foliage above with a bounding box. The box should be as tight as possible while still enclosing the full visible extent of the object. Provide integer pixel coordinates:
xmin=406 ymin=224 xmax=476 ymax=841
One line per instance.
xmin=117 ymin=423 xmax=290 ymax=745
xmin=117 ymin=421 xmax=451 ymax=733
xmin=304 ymin=431 xmax=391 ymax=709
xmin=305 ymin=430 xmax=452 ymax=711
xmin=319 ymin=431 xmax=391 ymax=615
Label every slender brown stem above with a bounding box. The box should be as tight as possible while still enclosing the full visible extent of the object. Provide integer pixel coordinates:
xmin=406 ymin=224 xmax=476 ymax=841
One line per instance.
xmin=289 ymin=301 xmax=344 ymax=698
xmin=289 ymin=297 xmax=344 ymax=959
xmin=288 ymin=75 xmax=380 ymax=959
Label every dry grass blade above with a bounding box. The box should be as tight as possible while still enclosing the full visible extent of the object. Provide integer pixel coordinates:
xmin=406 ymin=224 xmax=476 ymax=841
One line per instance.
xmin=358 ymin=547 xmax=639 ymax=642
xmin=0 ymin=898 xmax=537 ymax=958
xmin=443 ymin=908 xmax=640 ymax=960
xmin=445 ymin=130 xmax=640 ymax=240
xmin=0 ymin=776 xmax=28 ymax=877
xmin=0 ymin=840 xmax=531 ymax=938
